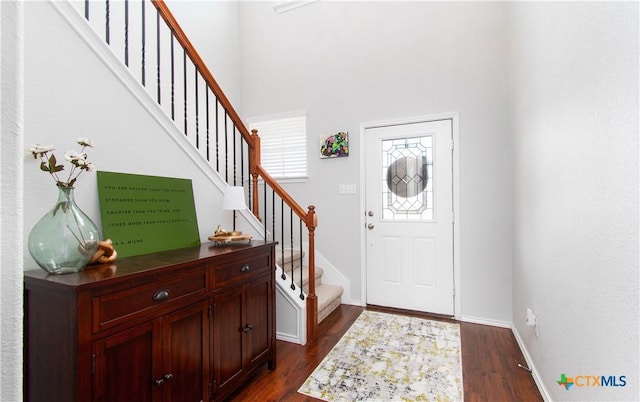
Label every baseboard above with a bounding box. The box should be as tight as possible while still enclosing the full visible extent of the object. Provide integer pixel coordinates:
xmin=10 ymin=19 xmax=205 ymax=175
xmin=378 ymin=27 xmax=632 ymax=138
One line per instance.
xmin=460 ymin=315 xmax=550 ymax=400
xmin=276 ymin=332 xmax=305 ymax=345
xmin=458 ymin=315 xmax=512 ymax=329
xmin=511 ymin=326 xmax=552 ymax=402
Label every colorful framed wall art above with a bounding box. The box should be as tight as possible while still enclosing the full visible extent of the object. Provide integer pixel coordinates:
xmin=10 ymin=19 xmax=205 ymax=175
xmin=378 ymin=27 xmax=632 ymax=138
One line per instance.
xmin=320 ymin=132 xmax=349 ymax=158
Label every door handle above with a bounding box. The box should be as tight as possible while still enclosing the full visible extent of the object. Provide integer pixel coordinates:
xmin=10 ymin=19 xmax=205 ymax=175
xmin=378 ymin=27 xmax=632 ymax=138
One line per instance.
xmin=368 ymin=211 xmax=374 ymax=217
xmin=367 ymin=223 xmax=375 ymax=230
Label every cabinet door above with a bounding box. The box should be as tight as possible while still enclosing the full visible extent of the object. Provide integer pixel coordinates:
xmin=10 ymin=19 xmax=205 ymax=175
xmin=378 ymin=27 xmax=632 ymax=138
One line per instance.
xmin=93 ymin=301 xmax=209 ymax=402
xmin=245 ymin=272 xmax=273 ymax=368
xmin=93 ymin=320 xmax=162 ymax=402
xmin=212 ymin=285 xmax=245 ymax=396
xmin=162 ymin=300 xmax=210 ymax=402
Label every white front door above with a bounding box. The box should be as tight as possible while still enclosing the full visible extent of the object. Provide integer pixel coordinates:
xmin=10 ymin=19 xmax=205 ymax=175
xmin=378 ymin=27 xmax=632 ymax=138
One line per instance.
xmin=365 ymin=119 xmax=454 ymax=315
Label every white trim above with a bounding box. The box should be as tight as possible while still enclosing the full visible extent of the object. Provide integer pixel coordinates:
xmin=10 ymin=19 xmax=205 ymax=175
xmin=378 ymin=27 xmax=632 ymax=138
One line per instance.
xmin=275 ymin=265 xmax=307 ymax=345
xmin=274 ymin=176 xmax=309 ymax=184
xmin=245 ymin=109 xmax=307 ymax=124
xmin=511 ymin=326 xmax=552 ymax=402
xmin=273 ymin=0 xmax=318 ymax=14
xmin=458 ymin=315 xmax=511 ymax=329
xmin=452 ymin=114 xmax=461 ymax=320
xmin=257 ymin=176 xmax=309 ymax=186
xmin=359 ymin=112 xmax=461 ymax=319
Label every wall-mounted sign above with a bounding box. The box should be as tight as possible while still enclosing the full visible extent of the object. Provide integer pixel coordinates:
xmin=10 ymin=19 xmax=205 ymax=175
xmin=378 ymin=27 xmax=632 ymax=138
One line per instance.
xmin=97 ymin=171 xmax=200 ymax=258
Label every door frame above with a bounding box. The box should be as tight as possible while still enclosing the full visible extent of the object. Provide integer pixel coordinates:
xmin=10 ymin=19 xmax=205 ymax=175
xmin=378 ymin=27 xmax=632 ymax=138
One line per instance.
xmin=359 ymin=112 xmax=461 ymax=319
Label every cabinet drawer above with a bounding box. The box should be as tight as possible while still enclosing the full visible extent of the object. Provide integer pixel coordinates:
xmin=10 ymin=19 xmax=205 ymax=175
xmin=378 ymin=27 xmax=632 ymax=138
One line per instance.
xmin=214 ymin=254 xmax=271 ymax=288
xmin=92 ymin=270 xmax=207 ymax=333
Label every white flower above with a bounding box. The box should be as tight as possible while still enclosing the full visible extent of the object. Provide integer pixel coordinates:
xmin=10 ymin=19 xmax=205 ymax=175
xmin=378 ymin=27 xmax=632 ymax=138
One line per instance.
xmin=77 ymin=138 xmax=93 ymax=147
xmin=64 ymin=150 xmax=82 ymax=162
xmin=29 ymin=144 xmax=55 ymax=157
xmin=65 ymin=151 xmax=90 ymax=168
xmin=30 ymin=138 xmax=95 ymax=188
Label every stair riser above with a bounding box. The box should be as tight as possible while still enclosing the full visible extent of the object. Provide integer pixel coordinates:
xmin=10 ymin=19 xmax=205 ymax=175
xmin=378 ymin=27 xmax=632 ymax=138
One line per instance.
xmin=318 ymin=296 xmax=342 ymax=323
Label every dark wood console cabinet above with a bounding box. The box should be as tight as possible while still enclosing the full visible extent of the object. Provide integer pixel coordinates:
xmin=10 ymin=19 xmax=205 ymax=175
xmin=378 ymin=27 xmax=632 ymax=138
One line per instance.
xmin=24 ymin=241 xmax=276 ymax=402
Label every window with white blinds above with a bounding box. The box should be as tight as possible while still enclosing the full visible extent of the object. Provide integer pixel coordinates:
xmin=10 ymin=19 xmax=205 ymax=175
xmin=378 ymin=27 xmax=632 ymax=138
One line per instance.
xmin=249 ymin=112 xmax=307 ymax=179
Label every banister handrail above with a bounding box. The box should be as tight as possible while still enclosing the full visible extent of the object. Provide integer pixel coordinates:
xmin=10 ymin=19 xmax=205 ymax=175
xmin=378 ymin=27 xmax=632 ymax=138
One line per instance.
xmin=255 ymin=166 xmax=308 ymax=219
xmin=150 ymin=0 xmax=252 ymax=144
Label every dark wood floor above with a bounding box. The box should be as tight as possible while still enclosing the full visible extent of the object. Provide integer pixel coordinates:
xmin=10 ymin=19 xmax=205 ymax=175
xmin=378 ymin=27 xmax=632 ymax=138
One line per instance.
xmin=227 ymin=305 xmax=543 ymax=401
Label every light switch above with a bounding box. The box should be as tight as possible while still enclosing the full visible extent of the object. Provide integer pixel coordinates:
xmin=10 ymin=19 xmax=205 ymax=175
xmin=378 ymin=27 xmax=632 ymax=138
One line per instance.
xmin=339 ymin=184 xmax=357 ymax=195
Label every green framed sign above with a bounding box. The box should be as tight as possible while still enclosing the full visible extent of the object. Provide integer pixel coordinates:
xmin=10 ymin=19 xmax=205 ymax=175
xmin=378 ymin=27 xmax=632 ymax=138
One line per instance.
xmin=97 ymin=171 xmax=200 ymax=258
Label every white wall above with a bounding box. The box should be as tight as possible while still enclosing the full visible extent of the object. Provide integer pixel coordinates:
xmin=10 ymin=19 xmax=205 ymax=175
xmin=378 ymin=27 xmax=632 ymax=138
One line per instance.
xmin=166 ymin=0 xmax=241 ymax=105
xmin=22 ymin=1 xmax=236 ymax=270
xmin=509 ymin=2 xmax=639 ymax=400
xmin=237 ymin=1 xmax=513 ymax=322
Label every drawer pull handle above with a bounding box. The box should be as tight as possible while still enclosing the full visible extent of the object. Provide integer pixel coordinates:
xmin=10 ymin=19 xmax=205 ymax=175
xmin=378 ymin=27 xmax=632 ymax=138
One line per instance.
xmin=240 ymin=264 xmax=250 ymax=272
xmin=243 ymin=324 xmax=254 ymax=333
xmin=153 ymin=289 xmax=170 ymax=301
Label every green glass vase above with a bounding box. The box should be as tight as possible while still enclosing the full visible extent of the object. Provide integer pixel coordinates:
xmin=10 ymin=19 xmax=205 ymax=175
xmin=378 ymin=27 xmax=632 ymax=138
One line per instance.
xmin=28 ymin=186 xmax=100 ymax=274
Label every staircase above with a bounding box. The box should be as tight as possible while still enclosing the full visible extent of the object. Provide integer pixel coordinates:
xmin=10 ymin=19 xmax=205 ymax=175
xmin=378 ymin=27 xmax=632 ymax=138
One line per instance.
xmin=67 ymin=0 xmax=342 ymax=344
xmin=276 ymin=247 xmax=343 ymax=324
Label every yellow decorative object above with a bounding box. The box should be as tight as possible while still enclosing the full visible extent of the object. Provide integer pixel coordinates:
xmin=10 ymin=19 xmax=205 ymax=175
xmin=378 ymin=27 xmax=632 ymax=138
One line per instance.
xmin=213 ymin=225 xmax=243 ymax=237
xmin=208 ymin=231 xmax=252 ymax=246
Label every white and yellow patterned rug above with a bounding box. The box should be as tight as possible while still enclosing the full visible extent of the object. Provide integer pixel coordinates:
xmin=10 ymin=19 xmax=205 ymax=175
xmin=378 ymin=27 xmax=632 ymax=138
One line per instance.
xmin=298 ymin=310 xmax=463 ymax=402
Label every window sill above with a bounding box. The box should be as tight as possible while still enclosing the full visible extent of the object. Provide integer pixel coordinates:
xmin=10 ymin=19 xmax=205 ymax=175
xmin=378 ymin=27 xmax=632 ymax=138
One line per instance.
xmin=259 ymin=176 xmax=308 ymax=185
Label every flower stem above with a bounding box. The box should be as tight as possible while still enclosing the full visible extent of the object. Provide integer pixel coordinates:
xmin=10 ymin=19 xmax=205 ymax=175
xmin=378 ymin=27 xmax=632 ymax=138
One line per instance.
xmin=66 ymin=223 xmax=85 ymax=247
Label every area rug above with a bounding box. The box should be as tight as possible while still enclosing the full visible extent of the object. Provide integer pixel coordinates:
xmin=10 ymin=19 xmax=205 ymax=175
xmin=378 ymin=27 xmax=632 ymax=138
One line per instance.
xmin=298 ymin=310 xmax=463 ymax=402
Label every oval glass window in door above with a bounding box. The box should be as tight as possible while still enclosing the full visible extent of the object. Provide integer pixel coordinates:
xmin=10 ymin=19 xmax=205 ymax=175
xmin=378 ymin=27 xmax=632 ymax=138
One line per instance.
xmin=381 ymin=135 xmax=433 ymax=220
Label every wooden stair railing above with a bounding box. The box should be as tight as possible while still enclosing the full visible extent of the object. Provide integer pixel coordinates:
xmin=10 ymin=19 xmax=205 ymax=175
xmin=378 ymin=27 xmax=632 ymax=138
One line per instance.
xmin=81 ymin=0 xmax=319 ymax=345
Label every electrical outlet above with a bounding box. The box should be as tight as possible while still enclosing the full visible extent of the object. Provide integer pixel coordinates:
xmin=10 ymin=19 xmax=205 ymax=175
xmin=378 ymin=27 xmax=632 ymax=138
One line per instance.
xmin=526 ymin=307 xmax=539 ymax=337
xmin=526 ymin=308 xmax=536 ymax=326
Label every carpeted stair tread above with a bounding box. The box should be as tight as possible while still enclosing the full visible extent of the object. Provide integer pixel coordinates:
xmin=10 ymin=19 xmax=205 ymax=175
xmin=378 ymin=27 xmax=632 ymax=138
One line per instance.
xmin=281 ymin=265 xmax=324 ymax=291
xmin=275 ymin=247 xmax=304 ymax=268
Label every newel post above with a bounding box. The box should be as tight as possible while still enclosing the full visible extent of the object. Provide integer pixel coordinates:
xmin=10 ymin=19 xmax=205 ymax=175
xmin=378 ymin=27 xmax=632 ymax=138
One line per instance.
xmin=250 ymin=129 xmax=261 ymax=219
xmin=306 ymin=205 xmax=318 ymax=345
